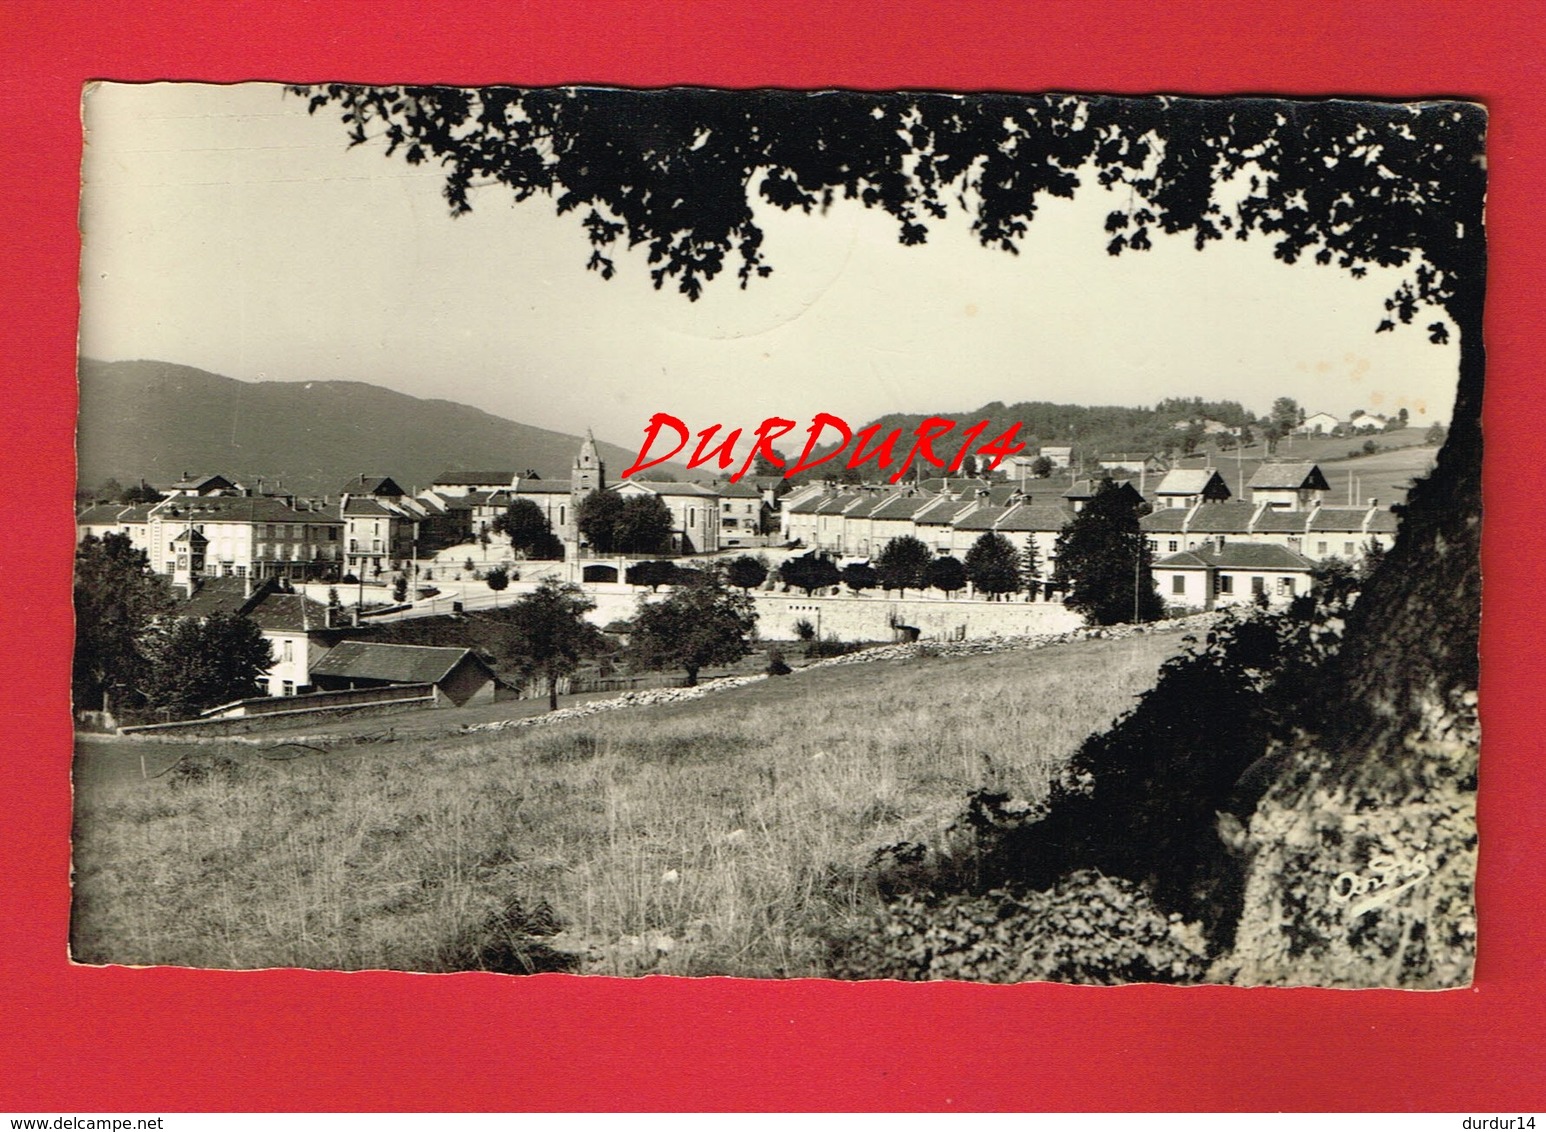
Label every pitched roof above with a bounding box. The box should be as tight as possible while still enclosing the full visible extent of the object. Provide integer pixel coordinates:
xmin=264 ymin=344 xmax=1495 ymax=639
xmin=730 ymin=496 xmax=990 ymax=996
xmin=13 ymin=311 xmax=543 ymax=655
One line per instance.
xmin=1366 ymin=509 xmax=1400 ymax=533
xmin=514 ymin=480 xmax=573 ymax=494
xmin=622 ymin=481 xmax=721 ymax=498
xmin=915 ymin=497 xmax=976 ymax=525
xmin=434 ymin=470 xmax=516 ymax=486
xmin=341 ymin=497 xmax=398 ymax=517
xmin=1184 ymin=502 xmax=1259 ymax=534
xmin=1157 ymin=542 xmax=1315 ymax=571
xmin=813 ymin=493 xmax=862 ymax=515
xmin=1250 ymin=508 xmax=1311 ymax=533
xmin=995 ymin=503 xmax=1073 ymax=533
xmin=77 ymin=503 xmax=130 ymax=525
xmin=952 ymin=505 xmax=1006 ymax=531
xmin=1155 ymin=468 xmax=1224 ymax=496
xmin=178 ymin=577 xmax=252 ymax=618
xmin=717 ymin=482 xmax=763 ymax=498
xmin=152 ymin=496 xmax=322 ymax=523
xmin=1248 ymin=462 xmax=1330 ymax=491
xmin=245 ymin=592 xmax=334 ymax=633
xmin=311 ymin=641 xmax=487 ymax=685
xmin=787 ymin=494 xmax=830 ymax=514
xmin=1139 ymin=508 xmax=1191 ymax=532
xmin=869 ymin=494 xmax=935 ymax=520
xmin=338 ymin=475 xmax=404 ymax=497
xmin=1063 ymin=478 xmax=1140 ymax=501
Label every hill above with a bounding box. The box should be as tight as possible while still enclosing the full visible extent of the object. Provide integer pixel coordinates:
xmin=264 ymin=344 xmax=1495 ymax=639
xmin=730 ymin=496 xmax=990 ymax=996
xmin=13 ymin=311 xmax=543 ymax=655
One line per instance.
xmin=76 ymin=358 xmax=672 ymax=497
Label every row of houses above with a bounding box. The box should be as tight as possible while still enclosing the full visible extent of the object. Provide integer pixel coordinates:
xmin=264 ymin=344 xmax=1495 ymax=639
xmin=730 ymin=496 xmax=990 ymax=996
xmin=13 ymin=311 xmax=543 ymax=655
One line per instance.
xmin=782 ymin=462 xmax=1399 ymax=611
xmin=79 ymin=437 xmax=780 ymax=590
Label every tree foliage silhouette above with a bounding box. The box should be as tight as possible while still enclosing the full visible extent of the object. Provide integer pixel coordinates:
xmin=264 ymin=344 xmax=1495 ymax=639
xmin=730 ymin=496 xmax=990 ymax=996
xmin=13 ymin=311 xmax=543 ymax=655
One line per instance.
xmin=297 ymin=84 xmax=1484 ymax=772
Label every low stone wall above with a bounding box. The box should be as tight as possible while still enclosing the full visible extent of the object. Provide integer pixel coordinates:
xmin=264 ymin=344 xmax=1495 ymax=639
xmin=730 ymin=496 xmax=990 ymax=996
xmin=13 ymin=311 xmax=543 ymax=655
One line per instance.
xmin=118 ymin=695 xmax=438 ymax=740
xmin=751 ymin=592 xmax=1084 ymax=642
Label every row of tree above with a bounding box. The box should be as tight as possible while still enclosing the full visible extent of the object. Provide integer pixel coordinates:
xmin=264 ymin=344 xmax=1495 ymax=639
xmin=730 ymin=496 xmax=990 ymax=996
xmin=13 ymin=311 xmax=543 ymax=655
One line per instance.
xmin=74 ymin=534 xmax=275 ymax=716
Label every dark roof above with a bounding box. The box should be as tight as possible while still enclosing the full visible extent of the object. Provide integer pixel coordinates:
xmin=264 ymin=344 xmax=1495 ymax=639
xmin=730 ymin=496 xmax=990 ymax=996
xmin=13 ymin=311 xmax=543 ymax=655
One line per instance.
xmin=621 ymin=481 xmax=720 ymax=497
xmin=1251 ymin=508 xmax=1311 ymax=533
xmin=1063 ymin=478 xmax=1141 ymax=501
xmin=339 ymin=475 xmax=405 ymax=497
xmin=311 ymin=641 xmax=487 ymax=685
xmin=1139 ymin=508 xmax=1191 ymax=532
xmin=1248 ymin=463 xmax=1330 ymax=491
xmin=717 ymin=482 xmax=763 ymax=498
xmin=813 ymin=493 xmax=861 ymax=515
xmin=178 ymin=577 xmax=252 ymax=618
xmin=869 ymin=494 xmax=935 ymax=520
xmin=787 ymin=494 xmax=829 ymax=514
xmin=1308 ymin=506 xmax=1394 ymax=533
xmin=171 ymin=528 xmax=207 ymax=544
xmin=152 ymin=497 xmax=322 ymax=523
xmin=246 ymin=593 xmax=333 ymax=633
xmin=952 ymin=505 xmax=1006 ymax=531
xmin=995 ymin=503 xmax=1073 ymax=533
xmin=78 ymin=503 xmax=130 ymax=525
xmin=1158 ymin=542 xmax=1315 ymax=571
xmin=915 ymin=498 xmax=975 ymax=525
xmin=1184 ymin=502 xmax=1259 ymax=534
xmin=514 ymin=480 xmax=573 ymax=494
xmin=845 ymin=494 xmax=895 ymax=519
xmin=341 ymin=497 xmax=398 ymax=517
xmin=1366 ymin=509 xmax=1400 ymax=533
xmin=434 ymin=470 xmax=515 ymax=486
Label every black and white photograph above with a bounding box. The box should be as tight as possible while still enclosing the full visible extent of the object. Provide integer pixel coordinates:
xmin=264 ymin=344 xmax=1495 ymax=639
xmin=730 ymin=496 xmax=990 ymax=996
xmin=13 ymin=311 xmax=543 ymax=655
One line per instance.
xmin=70 ymin=82 xmax=1484 ymax=987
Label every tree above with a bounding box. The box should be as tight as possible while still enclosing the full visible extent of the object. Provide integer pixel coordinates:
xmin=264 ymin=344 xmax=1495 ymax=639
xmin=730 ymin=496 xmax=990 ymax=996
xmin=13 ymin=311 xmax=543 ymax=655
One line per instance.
xmin=494 ymin=498 xmax=561 ymax=558
xmin=485 ymin=565 xmax=510 ymax=605
xmin=625 ymin=559 xmax=678 ymax=591
xmin=614 ymin=494 xmax=675 ymax=554
xmin=1019 ymin=535 xmax=1042 ymax=598
xmin=1425 ymin=422 xmax=1449 ymax=446
xmin=503 ymin=578 xmax=603 ymax=711
xmin=301 ymin=86 xmax=1486 ymax=979
xmin=393 ymin=574 xmax=409 ymax=603
xmin=779 ymin=552 xmax=840 ymax=595
xmin=1030 ymin=455 xmax=1055 ymax=479
xmin=576 ymin=488 xmax=626 ymax=553
xmin=927 ymin=555 xmax=967 ymax=598
xmin=725 ymin=554 xmax=768 ymax=594
xmin=143 ymin=612 xmax=275 ymax=717
xmin=841 ymin=561 xmax=879 ymax=595
xmin=72 ymin=533 xmax=175 ymax=711
xmin=628 ymin=572 xmax=758 ymax=686
xmin=1052 ymin=481 xmax=1164 ymax=625
xmin=963 ymin=532 xmax=1020 ymax=601
xmin=1270 ymin=397 xmax=1301 ymax=436
xmin=875 ymin=535 xmax=932 ymax=598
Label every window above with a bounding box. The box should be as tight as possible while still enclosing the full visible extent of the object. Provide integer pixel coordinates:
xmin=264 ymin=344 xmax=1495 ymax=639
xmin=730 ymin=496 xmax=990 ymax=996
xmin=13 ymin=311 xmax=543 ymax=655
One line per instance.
xmin=235 ymin=566 xmax=246 ymax=578
xmin=1171 ymin=575 xmax=1186 ymax=595
xmin=282 ymin=640 xmax=293 ymax=663
xmin=1317 ymin=541 xmax=1328 ymax=555
xmin=1168 ymin=540 xmax=1179 ymax=552
xmin=1344 ymin=542 xmax=1356 ymax=556
xmin=1251 ymin=576 xmax=1265 ymax=595
xmin=282 ymin=681 xmax=294 ymax=696
xmin=1219 ymin=575 xmax=1234 ymax=595
xmin=1278 ymin=577 xmax=1296 ymax=596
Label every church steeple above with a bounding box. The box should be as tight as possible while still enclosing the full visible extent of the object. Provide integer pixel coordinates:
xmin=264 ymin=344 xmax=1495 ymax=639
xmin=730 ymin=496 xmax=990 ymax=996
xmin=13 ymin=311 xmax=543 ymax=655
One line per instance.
xmin=567 ymin=428 xmax=606 ymax=554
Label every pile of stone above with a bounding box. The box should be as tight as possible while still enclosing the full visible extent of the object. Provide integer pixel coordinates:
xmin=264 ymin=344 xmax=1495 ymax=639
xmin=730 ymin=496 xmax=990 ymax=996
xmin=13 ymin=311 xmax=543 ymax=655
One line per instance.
xmin=463 ymin=673 xmax=769 ymax=734
xmin=799 ymin=612 xmax=1222 ymax=672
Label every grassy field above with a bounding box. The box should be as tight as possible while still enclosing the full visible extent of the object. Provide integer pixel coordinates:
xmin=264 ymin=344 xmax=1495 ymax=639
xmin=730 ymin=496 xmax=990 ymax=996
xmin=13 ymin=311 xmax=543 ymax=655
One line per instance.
xmin=71 ymin=628 xmax=1191 ymax=978
xmin=1166 ymin=432 xmax=1436 ymax=507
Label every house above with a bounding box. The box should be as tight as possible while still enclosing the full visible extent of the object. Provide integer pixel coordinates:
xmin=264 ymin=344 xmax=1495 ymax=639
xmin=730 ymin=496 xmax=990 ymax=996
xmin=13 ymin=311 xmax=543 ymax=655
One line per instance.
xmin=1062 ymin=478 xmax=1144 ymax=513
xmin=1152 ymin=468 xmax=1231 ymax=510
xmin=147 ymin=495 xmax=343 ymax=584
xmin=1098 ymin=453 xmax=1166 ymax=476
xmin=339 ymin=494 xmax=418 ymax=579
xmin=717 ymin=481 xmax=769 ymax=547
xmin=177 ymin=577 xmax=340 ymax=697
xmin=430 ymin=470 xmax=517 ymax=496
xmin=1297 ymin=412 xmax=1342 ymax=435
xmin=1038 ymin=446 xmax=1073 ymax=468
xmin=160 ymin=472 xmax=241 ymax=498
xmin=1247 ymin=463 xmax=1331 ymax=511
xmin=308 ymin=641 xmax=500 ymax=707
xmin=613 ymin=480 xmax=722 ymax=553
xmin=1153 ymin=541 xmax=1316 ymax=611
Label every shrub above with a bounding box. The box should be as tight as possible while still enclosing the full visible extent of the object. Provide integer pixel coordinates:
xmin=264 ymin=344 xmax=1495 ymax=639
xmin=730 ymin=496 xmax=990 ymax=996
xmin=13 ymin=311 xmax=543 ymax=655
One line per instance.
xmin=765 ymin=646 xmax=792 ymax=676
xmin=794 ymin=617 xmax=816 ymax=641
xmin=832 ymin=870 xmax=1209 ymax=984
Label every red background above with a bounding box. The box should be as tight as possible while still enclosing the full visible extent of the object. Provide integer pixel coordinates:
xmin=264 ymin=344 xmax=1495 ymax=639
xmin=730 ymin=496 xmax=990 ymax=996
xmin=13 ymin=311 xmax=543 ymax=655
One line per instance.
xmin=3 ymin=1 xmax=1543 ymax=1112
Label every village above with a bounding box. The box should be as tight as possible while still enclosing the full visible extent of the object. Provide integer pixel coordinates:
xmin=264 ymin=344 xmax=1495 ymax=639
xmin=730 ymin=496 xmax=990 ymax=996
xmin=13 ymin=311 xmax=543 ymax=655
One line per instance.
xmin=74 ymin=410 xmax=1414 ymax=736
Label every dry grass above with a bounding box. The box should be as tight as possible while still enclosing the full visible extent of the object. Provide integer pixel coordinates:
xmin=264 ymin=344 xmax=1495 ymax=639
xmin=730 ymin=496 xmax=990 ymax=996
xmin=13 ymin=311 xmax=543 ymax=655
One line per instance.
xmin=72 ymin=630 xmax=1188 ymax=978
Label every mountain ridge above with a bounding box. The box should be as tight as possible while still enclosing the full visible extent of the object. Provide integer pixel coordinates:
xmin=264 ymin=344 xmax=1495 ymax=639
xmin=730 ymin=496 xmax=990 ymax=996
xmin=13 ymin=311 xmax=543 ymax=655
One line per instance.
xmin=76 ymin=358 xmax=675 ymax=497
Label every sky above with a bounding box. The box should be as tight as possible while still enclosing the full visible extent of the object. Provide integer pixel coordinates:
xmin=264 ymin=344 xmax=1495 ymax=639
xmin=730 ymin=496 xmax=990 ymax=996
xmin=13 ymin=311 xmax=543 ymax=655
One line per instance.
xmin=78 ymin=82 xmax=1460 ymax=454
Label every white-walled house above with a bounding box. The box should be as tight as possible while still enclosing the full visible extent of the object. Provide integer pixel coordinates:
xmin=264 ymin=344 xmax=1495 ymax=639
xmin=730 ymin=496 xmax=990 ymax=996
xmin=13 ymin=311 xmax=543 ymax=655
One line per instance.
xmin=614 ymin=480 xmax=722 ymax=554
xmin=1154 ymin=542 xmax=1316 ymax=611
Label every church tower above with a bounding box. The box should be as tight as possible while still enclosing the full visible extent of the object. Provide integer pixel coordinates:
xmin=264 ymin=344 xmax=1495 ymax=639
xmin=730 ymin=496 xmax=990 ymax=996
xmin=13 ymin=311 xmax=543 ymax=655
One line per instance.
xmin=569 ymin=429 xmax=606 ymax=552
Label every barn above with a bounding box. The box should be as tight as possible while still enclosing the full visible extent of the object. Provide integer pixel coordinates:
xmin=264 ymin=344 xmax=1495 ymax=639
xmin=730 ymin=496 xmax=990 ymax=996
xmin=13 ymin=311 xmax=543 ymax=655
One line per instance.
xmin=309 ymin=641 xmax=501 ymax=707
